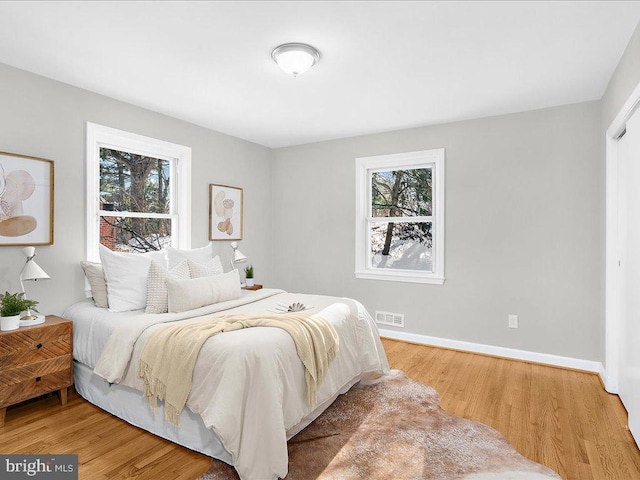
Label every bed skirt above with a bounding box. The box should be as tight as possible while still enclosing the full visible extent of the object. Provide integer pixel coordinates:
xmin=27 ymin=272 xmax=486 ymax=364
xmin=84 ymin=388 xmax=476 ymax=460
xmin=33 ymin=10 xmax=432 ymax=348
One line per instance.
xmin=73 ymin=360 xmax=361 ymax=464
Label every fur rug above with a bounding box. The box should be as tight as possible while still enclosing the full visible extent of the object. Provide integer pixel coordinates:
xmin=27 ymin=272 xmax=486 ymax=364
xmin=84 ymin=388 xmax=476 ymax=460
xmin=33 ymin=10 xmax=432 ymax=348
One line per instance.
xmin=199 ymin=371 xmax=561 ymax=479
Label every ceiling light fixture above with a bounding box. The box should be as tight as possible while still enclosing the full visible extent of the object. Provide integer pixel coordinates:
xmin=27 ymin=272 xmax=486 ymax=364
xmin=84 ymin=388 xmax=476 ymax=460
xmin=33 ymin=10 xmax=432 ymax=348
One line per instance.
xmin=271 ymin=43 xmax=320 ymax=78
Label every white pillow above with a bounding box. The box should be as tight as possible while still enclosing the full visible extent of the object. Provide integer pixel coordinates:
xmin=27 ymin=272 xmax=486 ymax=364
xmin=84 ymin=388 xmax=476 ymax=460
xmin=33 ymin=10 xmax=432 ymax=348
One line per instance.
xmin=167 ymin=269 xmax=241 ymax=313
xmin=99 ymin=245 xmax=166 ymax=312
xmin=146 ymin=260 xmax=191 ymax=314
xmin=188 ymin=257 xmax=224 ymax=278
xmin=167 ymin=243 xmax=217 ymax=269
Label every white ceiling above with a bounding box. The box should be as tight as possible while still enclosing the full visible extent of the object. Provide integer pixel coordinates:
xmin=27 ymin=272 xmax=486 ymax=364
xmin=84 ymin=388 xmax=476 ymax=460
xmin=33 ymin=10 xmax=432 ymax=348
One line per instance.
xmin=0 ymin=1 xmax=639 ymax=148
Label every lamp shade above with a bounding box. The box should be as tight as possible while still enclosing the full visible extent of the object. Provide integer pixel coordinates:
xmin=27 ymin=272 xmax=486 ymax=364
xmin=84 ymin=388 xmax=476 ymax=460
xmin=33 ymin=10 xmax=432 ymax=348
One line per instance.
xmin=20 ymin=246 xmax=50 ymax=283
xmin=271 ymin=43 xmax=320 ymax=77
xmin=229 ymin=242 xmax=247 ymax=268
xmin=234 ymin=249 xmax=247 ymax=263
xmin=21 ymin=260 xmax=50 ymax=281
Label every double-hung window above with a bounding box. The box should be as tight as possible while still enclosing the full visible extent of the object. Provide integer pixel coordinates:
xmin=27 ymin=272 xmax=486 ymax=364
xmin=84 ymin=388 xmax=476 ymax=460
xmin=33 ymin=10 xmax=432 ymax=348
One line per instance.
xmin=86 ymin=123 xmax=191 ymax=261
xmin=355 ymin=148 xmax=445 ymax=284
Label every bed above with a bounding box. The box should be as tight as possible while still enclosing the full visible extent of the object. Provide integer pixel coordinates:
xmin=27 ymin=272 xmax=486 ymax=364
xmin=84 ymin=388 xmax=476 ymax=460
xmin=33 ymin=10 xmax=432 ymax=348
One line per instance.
xmin=63 ymin=287 xmax=389 ymax=480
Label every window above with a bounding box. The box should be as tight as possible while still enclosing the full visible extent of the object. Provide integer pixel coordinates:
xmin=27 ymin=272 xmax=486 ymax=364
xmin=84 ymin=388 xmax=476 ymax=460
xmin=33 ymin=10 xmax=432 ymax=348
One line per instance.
xmin=86 ymin=123 xmax=191 ymax=261
xmin=355 ymin=149 xmax=445 ymax=284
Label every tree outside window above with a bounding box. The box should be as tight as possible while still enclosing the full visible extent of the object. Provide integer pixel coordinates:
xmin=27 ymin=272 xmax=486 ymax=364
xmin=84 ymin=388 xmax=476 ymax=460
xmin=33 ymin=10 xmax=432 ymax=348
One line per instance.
xmin=356 ymin=149 xmax=445 ymax=284
xmin=99 ymin=148 xmax=172 ymax=253
xmin=86 ymin=123 xmax=191 ymax=262
xmin=370 ymin=167 xmax=433 ymax=271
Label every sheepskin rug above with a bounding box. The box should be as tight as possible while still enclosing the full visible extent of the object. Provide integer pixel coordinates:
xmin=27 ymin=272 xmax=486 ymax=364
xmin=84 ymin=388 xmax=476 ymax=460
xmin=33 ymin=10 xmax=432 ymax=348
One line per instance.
xmin=199 ymin=371 xmax=561 ymax=479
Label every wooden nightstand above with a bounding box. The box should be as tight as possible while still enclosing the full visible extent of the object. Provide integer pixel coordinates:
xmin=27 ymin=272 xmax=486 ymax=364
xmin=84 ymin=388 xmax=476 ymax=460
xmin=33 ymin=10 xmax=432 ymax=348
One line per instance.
xmin=0 ymin=315 xmax=73 ymax=427
xmin=242 ymin=284 xmax=263 ymax=291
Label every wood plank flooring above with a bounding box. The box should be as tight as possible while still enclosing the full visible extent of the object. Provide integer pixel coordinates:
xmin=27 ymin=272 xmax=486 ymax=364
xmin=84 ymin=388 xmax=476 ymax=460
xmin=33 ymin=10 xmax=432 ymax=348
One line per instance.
xmin=383 ymin=339 xmax=640 ymax=480
xmin=1 ymin=338 xmax=639 ymax=479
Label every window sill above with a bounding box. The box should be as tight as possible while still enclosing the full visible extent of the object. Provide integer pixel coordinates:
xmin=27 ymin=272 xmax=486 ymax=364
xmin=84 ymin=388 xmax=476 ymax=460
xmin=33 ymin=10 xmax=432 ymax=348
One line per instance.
xmin=355 ymin=271 xmax=445 ymax=285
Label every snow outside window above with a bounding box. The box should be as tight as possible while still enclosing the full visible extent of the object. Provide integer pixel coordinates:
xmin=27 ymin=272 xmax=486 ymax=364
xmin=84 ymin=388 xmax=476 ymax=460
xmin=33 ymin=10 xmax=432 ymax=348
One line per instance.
xmin=355 ymin=149 xmax=445 ymax=284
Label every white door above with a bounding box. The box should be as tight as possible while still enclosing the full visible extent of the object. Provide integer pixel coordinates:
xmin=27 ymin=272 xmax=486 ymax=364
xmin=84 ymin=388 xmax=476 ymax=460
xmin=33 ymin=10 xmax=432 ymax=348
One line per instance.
xmin=619 ymin=107 xmax=640 ymax=445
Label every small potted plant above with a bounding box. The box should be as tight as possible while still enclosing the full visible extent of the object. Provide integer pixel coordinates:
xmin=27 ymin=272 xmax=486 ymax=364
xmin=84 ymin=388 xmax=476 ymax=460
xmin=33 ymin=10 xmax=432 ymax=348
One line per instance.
xmin=244 ymin=265 xmax=255 ymax=287
xmin=0 ymin=292 xmax=39 ymax=331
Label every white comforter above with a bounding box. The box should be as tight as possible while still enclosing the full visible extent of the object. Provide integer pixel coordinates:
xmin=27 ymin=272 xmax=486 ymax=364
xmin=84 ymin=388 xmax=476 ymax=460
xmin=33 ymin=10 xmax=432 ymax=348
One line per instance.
xmin=88 ymin=289 xmax=389 ymax=480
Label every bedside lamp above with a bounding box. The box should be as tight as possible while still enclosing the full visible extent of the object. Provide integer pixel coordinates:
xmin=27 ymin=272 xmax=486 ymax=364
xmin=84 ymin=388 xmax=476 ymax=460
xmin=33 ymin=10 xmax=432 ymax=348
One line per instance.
xmin=230 ymin=241 xmax=247 ymax=271
xmin=19 ymin=246 xmax=50 ymax=326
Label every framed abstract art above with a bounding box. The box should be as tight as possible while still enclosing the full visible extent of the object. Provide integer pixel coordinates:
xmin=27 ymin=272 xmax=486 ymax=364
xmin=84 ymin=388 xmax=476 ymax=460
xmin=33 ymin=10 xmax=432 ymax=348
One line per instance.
xmin=0 ymin=151 xmax=54 ymax=246
xmin=209 ymin=184 xmax=243 ymax=241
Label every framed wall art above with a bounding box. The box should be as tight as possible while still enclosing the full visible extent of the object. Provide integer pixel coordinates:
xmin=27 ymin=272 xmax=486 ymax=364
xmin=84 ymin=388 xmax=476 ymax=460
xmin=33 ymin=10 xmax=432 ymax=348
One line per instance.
xmin=0 ymin=151 xmax=54 ymax=246
xmin=209 ymin=184 xmax=243 ymax=241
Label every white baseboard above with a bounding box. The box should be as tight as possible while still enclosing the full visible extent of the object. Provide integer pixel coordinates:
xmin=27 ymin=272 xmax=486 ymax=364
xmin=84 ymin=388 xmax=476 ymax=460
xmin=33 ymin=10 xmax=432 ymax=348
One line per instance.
xmin=379 ymin=328 xmax=607 ymax=380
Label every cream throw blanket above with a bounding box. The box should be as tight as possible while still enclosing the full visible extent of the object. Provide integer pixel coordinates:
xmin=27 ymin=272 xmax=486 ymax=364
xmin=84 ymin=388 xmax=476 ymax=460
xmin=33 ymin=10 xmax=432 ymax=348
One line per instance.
xmin=138 ymin=312 xmax=339 ymax=425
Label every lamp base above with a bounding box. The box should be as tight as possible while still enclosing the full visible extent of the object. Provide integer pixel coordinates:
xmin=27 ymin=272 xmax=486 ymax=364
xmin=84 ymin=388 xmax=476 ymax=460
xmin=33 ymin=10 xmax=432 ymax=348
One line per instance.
xmin=19 ymin=314 xmax=45 ymax=327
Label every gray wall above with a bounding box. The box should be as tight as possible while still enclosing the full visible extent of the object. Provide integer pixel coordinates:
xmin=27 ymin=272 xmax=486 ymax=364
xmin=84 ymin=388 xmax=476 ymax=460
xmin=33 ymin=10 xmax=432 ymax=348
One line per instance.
xmin=272 ymin=102 xmax=603 ymax=362
xmin=0 ymin=63 xmax=272 ymax=315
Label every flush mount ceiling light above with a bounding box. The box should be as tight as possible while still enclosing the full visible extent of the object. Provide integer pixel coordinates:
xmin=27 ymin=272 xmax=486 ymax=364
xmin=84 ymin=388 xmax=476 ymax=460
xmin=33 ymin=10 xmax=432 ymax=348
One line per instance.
xmin=271 ymin=43 xmax=320 ymax=77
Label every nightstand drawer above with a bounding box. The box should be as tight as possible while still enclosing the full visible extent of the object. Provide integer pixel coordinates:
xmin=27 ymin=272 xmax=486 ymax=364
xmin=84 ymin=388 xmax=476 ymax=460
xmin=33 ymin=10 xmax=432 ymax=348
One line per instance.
xmin=0 ymin=322 xmax=71 ymax=368
xmin=0 ymin=367 xmax=72 ymax=408
xmin=0 ymin=355 xmax=72 ymax=388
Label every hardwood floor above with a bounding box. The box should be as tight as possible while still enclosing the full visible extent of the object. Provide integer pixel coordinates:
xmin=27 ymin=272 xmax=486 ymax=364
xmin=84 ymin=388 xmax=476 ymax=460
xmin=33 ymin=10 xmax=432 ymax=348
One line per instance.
xmin=1 ymin=338 xmax=639 ymax=479
xmin=383 ymin=339 xmax=640 ymax=480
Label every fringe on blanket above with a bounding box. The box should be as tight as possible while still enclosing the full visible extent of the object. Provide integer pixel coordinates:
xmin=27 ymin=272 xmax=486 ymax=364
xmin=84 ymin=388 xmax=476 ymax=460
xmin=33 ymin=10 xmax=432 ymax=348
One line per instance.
xmin=139 ymin=359 xmax=182 ymax=425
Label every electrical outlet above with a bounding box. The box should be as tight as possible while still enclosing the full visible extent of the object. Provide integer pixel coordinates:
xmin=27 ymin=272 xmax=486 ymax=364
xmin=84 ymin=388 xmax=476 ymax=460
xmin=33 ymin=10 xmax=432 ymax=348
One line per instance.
xmin=508 ymin=314 xmax=519 ymax=329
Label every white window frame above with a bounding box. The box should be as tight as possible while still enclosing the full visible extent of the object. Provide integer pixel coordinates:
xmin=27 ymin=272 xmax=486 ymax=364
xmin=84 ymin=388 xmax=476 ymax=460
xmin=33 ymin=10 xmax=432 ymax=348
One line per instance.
xmin=355 ymin=148 xmax=445 ymax=284
xmin=85 ymin=122 xmax=191 ymax=262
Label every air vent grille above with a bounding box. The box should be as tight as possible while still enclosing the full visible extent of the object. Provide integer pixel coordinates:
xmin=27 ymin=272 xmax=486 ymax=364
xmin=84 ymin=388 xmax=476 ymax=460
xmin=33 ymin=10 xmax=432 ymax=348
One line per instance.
xmin=375 ymin=310 xmax=404 ymax=327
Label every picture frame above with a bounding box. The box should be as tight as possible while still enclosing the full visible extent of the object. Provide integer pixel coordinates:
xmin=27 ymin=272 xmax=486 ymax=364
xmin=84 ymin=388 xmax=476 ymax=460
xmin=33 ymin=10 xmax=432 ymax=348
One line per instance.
xmin=0 ymin=151 xmax=54 ymax=246
xmin=209 ymin=184 xmax=243 ymax=241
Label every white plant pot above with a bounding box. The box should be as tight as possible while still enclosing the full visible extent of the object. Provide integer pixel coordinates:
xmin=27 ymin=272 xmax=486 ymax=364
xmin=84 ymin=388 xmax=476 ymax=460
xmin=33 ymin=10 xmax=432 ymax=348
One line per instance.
xmin=1 ymin=314 xmax=21 ymax=331
xmin=245 ymin=278 xmax=255 ymax=287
